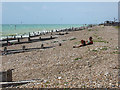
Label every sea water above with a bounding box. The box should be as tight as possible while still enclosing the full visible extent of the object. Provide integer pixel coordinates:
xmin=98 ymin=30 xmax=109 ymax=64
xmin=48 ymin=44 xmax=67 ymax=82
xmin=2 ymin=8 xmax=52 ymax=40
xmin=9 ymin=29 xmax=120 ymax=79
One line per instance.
xmin=1 ymin=24 xmax=85 ymax=39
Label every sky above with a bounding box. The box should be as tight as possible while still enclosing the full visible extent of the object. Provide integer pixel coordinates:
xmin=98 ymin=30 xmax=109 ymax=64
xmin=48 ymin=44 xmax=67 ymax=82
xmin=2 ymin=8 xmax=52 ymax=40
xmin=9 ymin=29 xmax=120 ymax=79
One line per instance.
xmin=2 ymin=2 xmax=118 ymax=24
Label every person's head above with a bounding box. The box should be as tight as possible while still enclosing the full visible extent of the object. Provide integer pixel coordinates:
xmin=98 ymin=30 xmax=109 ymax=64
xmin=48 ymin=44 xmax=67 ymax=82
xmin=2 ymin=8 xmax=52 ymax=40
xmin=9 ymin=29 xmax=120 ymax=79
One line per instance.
xmin=81 ymin=40 xmax=84 ymax=44
xmin=89 ymin=37 xmax=93 ymax=41
xmin=81 ymin=40 xmax=86 ymax=45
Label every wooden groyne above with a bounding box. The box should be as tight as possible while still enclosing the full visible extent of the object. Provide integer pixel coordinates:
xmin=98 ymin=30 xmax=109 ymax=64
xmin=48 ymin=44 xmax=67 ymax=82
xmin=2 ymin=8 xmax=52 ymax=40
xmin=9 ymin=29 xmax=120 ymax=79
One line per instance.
xmin=0 ymin=69 xmax=13 ymax=82
xmin=1 ymin=26 xmax=89 ymax=47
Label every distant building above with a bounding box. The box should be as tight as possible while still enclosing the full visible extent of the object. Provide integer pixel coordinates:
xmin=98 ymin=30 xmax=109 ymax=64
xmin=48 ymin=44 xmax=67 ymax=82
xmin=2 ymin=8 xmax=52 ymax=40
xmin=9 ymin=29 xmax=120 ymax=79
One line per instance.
xmin=103 ymin=20 xmax=120 ymax=26
xmin=99 ymin=2 xmax=120 ymax=26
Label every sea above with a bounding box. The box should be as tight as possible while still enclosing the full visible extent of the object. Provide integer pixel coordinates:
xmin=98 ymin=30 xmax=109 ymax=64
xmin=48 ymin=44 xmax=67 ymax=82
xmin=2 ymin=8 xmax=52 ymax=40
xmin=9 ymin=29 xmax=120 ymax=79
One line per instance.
xmin=1 ymin=24 xmax=86 ymax=39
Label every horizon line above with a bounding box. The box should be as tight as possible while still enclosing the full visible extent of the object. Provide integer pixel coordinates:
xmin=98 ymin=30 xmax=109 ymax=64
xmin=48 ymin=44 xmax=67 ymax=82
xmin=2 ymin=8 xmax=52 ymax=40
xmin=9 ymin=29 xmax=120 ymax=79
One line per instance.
xmin=1 ymin=0 xmax=120 ymax=2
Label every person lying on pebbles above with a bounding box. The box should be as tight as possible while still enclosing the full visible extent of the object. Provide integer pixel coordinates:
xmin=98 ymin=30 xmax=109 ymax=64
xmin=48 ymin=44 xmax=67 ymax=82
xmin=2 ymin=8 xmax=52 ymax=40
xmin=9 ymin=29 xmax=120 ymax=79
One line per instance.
xmin=73 ymin=37 xmax=93 ymax=48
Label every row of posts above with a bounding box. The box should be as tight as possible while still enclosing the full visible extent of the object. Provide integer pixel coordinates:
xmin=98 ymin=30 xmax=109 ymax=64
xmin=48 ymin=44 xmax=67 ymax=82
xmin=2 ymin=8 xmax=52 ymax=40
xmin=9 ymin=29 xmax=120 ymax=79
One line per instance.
xmin=3 ymin=42 xmax=62 ymax=55
xmin=6 ymin=26 xmax=85 ymax=45
xmin=6 ymin=31 xmax=54 ymax=44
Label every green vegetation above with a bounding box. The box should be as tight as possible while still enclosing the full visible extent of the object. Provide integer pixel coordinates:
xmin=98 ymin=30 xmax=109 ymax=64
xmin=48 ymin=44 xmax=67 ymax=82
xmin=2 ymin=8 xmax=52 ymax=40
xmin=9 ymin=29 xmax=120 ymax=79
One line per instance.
xmin=62 ymin=40 xmax=67 ymax=41
xmin=115 ymin=26 xmax=120 ymax=29
xmin=88 ymin=29 xmax=93 ymax=31
xmin=75 ymin=41 xmax=81 ymax=44
xmin=52 ymin=41 xmax=58 ymax=43
xmin=93 ymin=34 xmax=98 ymax=38
xmin=100 ymin=47 xmax=108 ymax=50
xmin=92 ymin=49 xmax=98 ymax=52
xmin=46 ymin=81 xmax=50 ymax=84
xmin=93 ymin=40 xmax=109 ymax=43
xmin=63 ymin=88 xmax=70 ymax=90
xmin=64 ymin=82 xmax=69 ymax=84
xmin=88 ymin=29 xmax=98 ymax=31
xmin=81 ymin=85 xmax=86 ymax=88
xmin=112 ymin=51 xmax=120 ymax=54
xmin=97 ymin=37 xmax=102 ymax=40
xmin=56 ymin=83 xmax=59 ymax=86
xmin=74 ymin=57 xmax=82 ymax=60
xmin=70 ymin=38 xmax=76 ymax=41
xmin=7 ymin=34 xmax=16 ymax=36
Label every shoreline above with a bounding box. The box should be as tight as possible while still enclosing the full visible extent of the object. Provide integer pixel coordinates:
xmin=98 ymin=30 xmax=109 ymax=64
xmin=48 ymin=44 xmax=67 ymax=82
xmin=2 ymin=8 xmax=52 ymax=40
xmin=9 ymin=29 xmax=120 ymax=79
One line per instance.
xmin=1 ymin=25 xmax=89 ymax=47
xmin=1 ymin=24 xmax=90 ymax=40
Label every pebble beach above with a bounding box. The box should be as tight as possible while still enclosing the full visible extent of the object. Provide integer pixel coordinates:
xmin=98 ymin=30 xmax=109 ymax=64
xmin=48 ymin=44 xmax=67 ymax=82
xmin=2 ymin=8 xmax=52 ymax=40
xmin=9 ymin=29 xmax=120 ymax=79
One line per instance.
xmin=1 ymin=26 xmax=119 ymax=88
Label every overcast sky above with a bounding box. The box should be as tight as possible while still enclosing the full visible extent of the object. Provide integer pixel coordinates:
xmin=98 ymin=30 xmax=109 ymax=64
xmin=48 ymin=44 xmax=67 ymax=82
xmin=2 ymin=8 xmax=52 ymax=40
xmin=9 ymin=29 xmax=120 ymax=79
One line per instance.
xmin=2 ymin=2 xmax=118 ymax=24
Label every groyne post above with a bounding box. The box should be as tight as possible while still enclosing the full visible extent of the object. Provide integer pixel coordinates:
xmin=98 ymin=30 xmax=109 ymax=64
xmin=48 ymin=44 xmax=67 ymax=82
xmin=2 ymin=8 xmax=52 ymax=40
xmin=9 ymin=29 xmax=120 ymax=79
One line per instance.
xmin=38 ymin=32 xmax=39 ymax=35
xmin=39 ymin=37 xmax=41 ymax=40
xmin=7 ymin=37 xmax=8 ymax=43
xmin=50 ymin=36 xmax=52 ymax=39
xmin=65 ymin=32 xmax=68 ymax=34
xmin=21 ymin=35 xmax=22 ymax=39
xmin=33 ymin=32 xmax=35 ymax=36
xmin=0 ymin=69 xmax=13 ymax=82
xmin=17 ymin=38 xmax=20 ymax=42
xmin=28 ymin=37 xmax=31 ymax=41
xmin=14 ymin=36 xmax=16 ymax=39
xmin=4 ymin=47 xmax=7 ymax=55
xmin=29 ymin=32 xmax=30 ymax=37
xmin=41 ymin=44 xmax=44 ymax=49
xmin=28 ymin=32 xmax=31 ymax=41
xmin=59 ymin=43 xmax=61 ymax=46
xmin=7 ymin=69 xmax=13 ymax=82
xmin=22 ymin=45 xmax=26 ymax=51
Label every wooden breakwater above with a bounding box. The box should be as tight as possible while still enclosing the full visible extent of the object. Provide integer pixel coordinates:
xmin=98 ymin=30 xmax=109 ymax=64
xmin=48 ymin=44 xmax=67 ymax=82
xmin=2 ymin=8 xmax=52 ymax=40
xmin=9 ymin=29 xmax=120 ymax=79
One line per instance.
xmin=0 ymin=69 xmax=13 ymax=82
xmin=1 ymin=26 xmax=88 ymax=47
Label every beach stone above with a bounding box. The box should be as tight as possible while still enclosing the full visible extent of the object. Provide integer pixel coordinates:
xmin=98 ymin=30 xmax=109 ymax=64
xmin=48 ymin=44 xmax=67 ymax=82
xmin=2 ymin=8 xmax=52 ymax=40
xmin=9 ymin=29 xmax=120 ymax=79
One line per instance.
xmin=43 ymin=80 xmax=47 ymax=83
xmin=59 ymin=43 xmax=62 ymax=46
xmin=104 ymin=72 xmax=109 ymax=76
xmin=58 ymin=77 xmax=62 ymax=80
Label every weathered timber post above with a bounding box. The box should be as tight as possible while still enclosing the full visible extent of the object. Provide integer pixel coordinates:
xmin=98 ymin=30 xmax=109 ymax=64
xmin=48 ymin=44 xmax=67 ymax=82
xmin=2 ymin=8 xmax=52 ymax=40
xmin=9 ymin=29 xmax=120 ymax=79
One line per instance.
xmin=7 ymin=69 xmax=13 ymax=82
xmin=4 ymin=47 xmax=7 ymax=55
xmin=7 ymin=37 xmax=8 ymax=44
xmin=65 ymin=32 xmax=68 ymax=34
xmin=21 ymin=35 xmax=22 ymax=39
xmin=39 ymin=37 xmax=41 ymax=40
xmin=14 ymin=36 xmax=16 ymax=39
xmin=0 ymin=69 xmax=13 ymax=82
xmin=59 ymin=43 xmax=61 ymax=46
xmin=17 ymin=38 xmax=20 ymax=42
xmin=50 ymin=36 xmax=52 ymax=39
xmin=28 ymin=37 xmax=31 ymax=41
xmin=22 ymin=45 xmax=25 ymax=50
xmin=28 ymin=32 xmax=31 ymax=41
xmin=41 ymin=44 xmax=44 ymax=49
